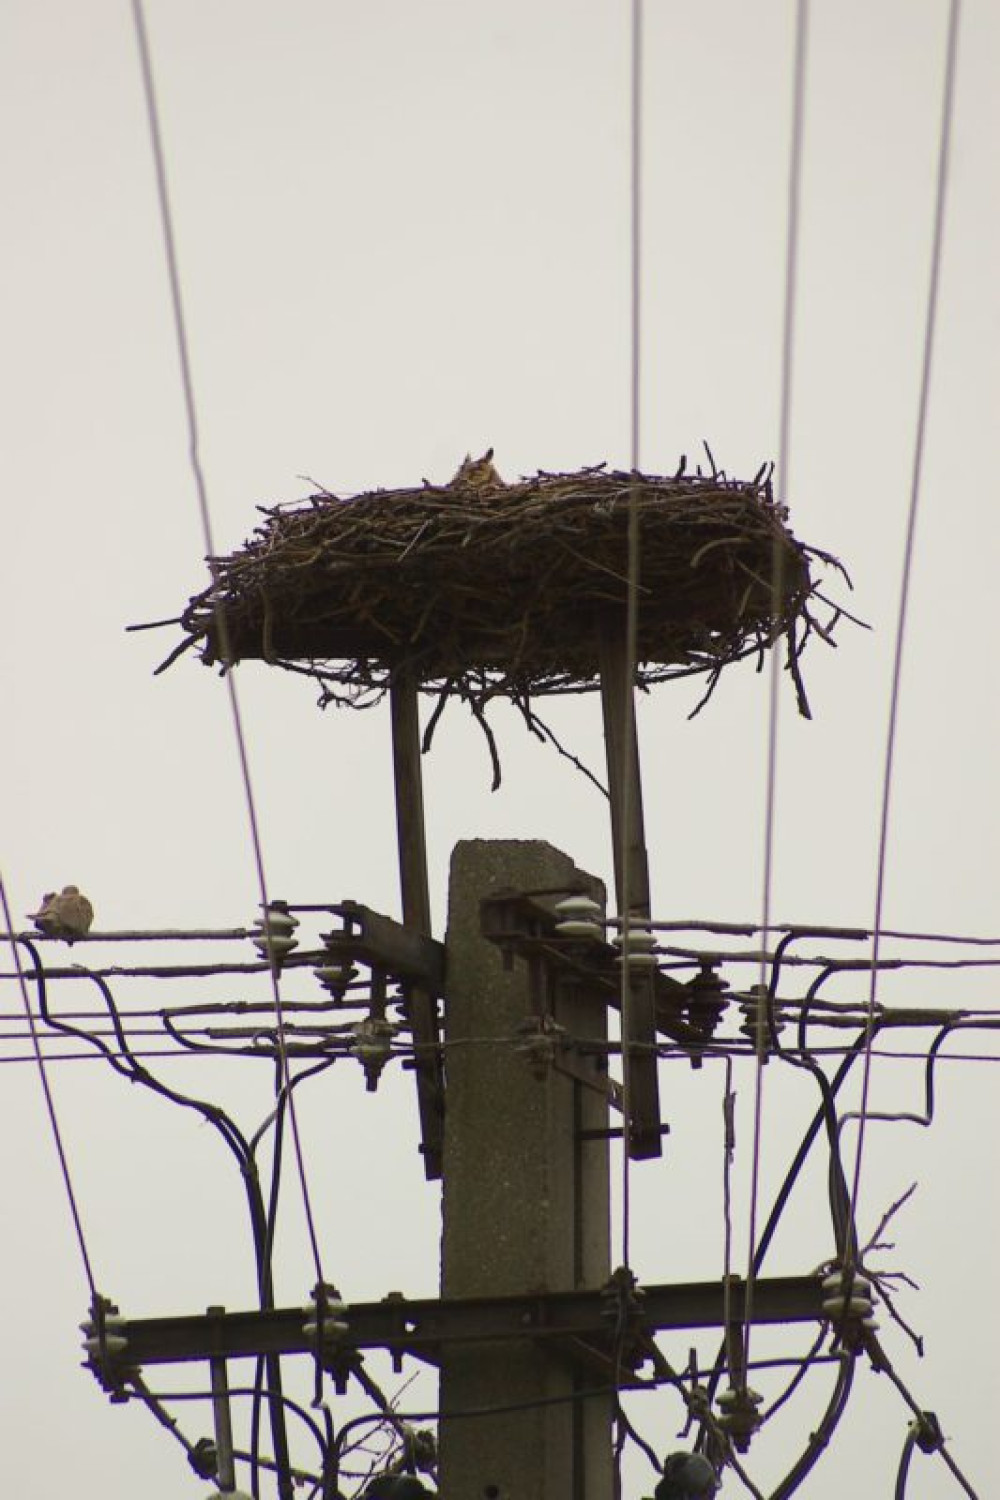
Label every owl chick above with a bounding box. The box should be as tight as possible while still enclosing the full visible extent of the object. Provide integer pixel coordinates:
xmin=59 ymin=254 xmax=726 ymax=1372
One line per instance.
xmin=450 ymin=447 xmax=503 ymax=490
xmin=29 ymin=885 xmax=94 ymax=942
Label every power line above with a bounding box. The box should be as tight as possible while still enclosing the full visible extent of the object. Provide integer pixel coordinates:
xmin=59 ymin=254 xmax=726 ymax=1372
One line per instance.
xmin=616 ymin=0 xmax=644 ymax=1276
xmin=848 ymin=0 xmax=963 ymax=1254
xmin=744 ymin=0 xmax=811 ymax=1379
xmin=0 ymin=895 xmax=97 ymax=1298
xmin=129 ymin=0 xmax=326 ymax=1301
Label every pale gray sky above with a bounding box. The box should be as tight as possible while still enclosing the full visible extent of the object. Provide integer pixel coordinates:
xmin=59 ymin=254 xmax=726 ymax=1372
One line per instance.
xmin=2 ymin=2 xmax=999 ymax=1496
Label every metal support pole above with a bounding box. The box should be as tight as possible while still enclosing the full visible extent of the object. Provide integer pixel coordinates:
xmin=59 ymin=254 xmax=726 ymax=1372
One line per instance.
xmin=598 ymin=627 xmax=651 ymax=918
xmin=206 ymin=1305 xmax=237 ymax=1494
xmin=598 ymin=628 xmax=662 ymax=1158
xmin=389 ymin=667 xmax=444 ymax=1177
xmin=439 ymin=840 xmax=613 ymax=1500
xmin=209 ymin=1360 xmax=237 ymax=1492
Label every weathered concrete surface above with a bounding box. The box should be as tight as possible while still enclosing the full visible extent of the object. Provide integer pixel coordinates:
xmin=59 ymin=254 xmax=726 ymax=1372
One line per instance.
xmin=439 ymin=840 xmax=612 ymax=1500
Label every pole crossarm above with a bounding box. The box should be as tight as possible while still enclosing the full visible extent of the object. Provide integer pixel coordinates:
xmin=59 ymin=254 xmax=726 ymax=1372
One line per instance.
xmin=83 ymin=1275 xmax=827 ymax=1383
xmin=322 ymin=901 xmax=445 ymax=993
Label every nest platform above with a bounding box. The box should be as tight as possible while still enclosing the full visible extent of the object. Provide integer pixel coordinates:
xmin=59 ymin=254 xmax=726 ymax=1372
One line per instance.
xmin=156 ymin=461 xmax=846 ymax=714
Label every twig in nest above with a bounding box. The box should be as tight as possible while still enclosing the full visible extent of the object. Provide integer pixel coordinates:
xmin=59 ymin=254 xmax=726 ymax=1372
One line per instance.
xmin=151 ymin=634 xmax=198 ymax=676
xmin=867 ymin=1270 xmax=924 ymax=1357
xmin=466 ymin=692 xmax=503 ymax=792
xmin=813 ymin=589 xmax=870 ymax=631
xmin=786 ymin=621 xmax=812 ymax=719
xmin=862 ymin=1182 xmax=918 ymax=1258
xmin=295 ymin=475 xmax=338 ymax=498
xmin=687 ymin=663 xmax=725 ymax=720
xmin=421 ymin=679 xmax=454 ymax=753
xmin=513 ymin=696 xmax=609 ymax=798
xmin=125 ymin=615 xmax=183 ymax=632
xmin=702 ymin=440 xmax=717 ymax=478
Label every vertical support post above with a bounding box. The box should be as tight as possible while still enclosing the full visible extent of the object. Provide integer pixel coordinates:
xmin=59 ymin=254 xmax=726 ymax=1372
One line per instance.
xmin=439 ymin=840 xmax=613 ymax=1500
xmin=207 ymin=1309 xmax=236 ymax=1494
xmin=389 ymin=668 xmax=444 ymax=1178
xmin=598 ymin=627 xmax=651 ymax=919
xmin=598 ymin=629 xmax=662 ymax=1159
xmin=389 ymin=668 xmax=432 ymax=934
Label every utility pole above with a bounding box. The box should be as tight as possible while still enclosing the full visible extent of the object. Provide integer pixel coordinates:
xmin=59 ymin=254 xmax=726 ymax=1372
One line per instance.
xmin=438 ymin=840 xmax=613 ymax=1500
xmin=93 ymin=459 xmax=937 ymax=1495
xmin=75 ymin=853 xmax=834 ymax=1499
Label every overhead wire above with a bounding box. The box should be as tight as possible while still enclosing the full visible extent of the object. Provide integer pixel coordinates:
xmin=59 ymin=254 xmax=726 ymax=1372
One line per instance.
xmin=0 ymin=892 xmax=97 ymax=1299
xmin=128 ymin=10 xmax=333 ymax=1486
xmin=847 ymin=0 xmax=963 ymax=1258
xmin=742 ymin=0 xmax=811 ymax=1380
xmin=616 ymin=0 xmax=644 ymax=1279
xmin=14 ymin=3 xmax=978 ymax=1491
xmin=128 ymin=1379 xmax=336 ymax=1498
xmin=23 ymin=939 xmax=300 ymax=1497
xmin=129 ymin=0 xmax=326 ymax=1297
xmin=768 ymin=1350 xmax=856 ymax=1500
xmin=609 ymin=10 xmax=647 ymax=1491
xmin=873 ymin=1346 xmax=980 ymax=1498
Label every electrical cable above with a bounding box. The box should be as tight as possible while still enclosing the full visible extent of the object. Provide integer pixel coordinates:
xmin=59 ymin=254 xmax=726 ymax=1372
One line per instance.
xmin=721 ymin=1057 xmax=736 ymax=1384
xmin=615 ymin=0 xmax=644 ymax=1282
xmin=0 ymin=914 xmax=97 ymax=1299
xmin=847 ymin=0 xmax=962 ymax=1261
xmin=329 ymin=1387 xmax=621 ymax=1493
xmin=16 ymin=944 xmax=352 ymax=1498
xmin=129 ymin=8 xmax=335 ymax=1490
xmin=768 ymin=1351 xmax=856 ymax=1500
xmin=697 ymin=1008 xmax=991 ymax=1488
xmin=894 ymin=1425 xmax=920 ymax=1500
xmin=6 ymin=1030 xmax=1000 ymax=1066
xmin=701 ymin=1018 xmax=881 ymax=1424
xmin=743 ymin=0 xmax=811 ymax=1382
xmin=759 ymin=1321 xmax=829 ymax=1428
xmin=839 ymin=1016 xmax=1000 ymax=1138
xmin=776 ymin=1048 xmax=855 ymax=1259
xmin=872 ymin=1344 xmax=979 ymax=1498
xmin=48 ymin=953 xmax=295 ymax=1499
xmin=250 ymin=1057 xmax=293 ymax=1500
xmin=129 ymin=0 xmax=326 ymax=1326
xmin=132 ymin=1380 xmax=336 ymax=1497
xmin=249 ymin=1054 xmax=335 ymax=1500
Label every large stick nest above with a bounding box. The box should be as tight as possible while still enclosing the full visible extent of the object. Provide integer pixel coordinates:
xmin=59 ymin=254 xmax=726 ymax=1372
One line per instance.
xmin=152 ymin=457 xmax=851 ymax=718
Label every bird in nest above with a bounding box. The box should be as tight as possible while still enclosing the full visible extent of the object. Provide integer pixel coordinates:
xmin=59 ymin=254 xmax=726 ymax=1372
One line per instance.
xmin=449 ymin=447 xmax=504 ymax=490
xmin=28 ymin=885 xmax=94 ymax=942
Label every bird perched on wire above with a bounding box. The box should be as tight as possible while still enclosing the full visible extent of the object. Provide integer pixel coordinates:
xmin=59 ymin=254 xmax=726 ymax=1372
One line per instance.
xmin=28 ymin=885 xmax=94 ymax=942
xmin=449 ymin=447 xmax=503 ymax=491
xmin=654 ymin=1451 xmax=720 ymax=1499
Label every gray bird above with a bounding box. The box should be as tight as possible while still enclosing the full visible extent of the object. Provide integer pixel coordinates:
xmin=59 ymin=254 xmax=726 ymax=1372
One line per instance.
xmin=29 ymin=885 xmax=94 ymax=942
xmin=362 ymin=1477 xmax=434 ymax=1499
xmin=654 ymin=1451 xmax=720 ymax=1499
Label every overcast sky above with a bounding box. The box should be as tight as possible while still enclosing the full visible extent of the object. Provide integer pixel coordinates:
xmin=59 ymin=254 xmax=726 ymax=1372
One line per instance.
xmin=2 ymin=2 xmax=999 ymax=1496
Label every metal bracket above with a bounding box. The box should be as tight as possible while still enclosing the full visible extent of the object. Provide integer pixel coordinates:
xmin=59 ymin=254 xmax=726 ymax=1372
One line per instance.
xmin=480 ymin=888 xmax=708 ymax=1158
xmin=322 ymin=898 xmax=445 ymax=1177
xmin=321 ymin=902 xmax=444 ymax=993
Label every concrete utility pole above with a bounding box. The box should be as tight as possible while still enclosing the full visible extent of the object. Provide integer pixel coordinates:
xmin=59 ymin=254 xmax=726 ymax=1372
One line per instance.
xmin=438 ymin=840 xmax=614 ymax=1500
